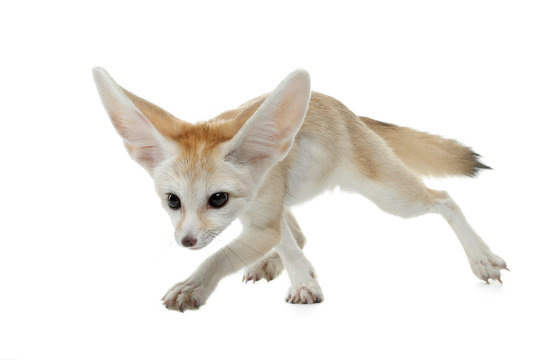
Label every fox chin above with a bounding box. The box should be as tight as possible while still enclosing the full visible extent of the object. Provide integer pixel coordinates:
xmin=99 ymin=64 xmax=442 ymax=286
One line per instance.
xmin=93 ymin=67 xmax=507 ymax=312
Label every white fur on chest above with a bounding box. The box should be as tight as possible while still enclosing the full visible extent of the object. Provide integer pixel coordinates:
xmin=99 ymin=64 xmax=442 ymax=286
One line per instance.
xmin=285 ymin=135 xmax=341 ymax=205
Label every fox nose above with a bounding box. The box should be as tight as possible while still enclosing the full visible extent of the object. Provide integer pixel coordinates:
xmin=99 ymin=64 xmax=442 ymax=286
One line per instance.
xmin=181 ymin=235 xmax=197 ymax=248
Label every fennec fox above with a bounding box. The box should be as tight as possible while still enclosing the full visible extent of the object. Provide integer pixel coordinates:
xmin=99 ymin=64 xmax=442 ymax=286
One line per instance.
xmin=93 ymin=68 xmax=507 ymax=312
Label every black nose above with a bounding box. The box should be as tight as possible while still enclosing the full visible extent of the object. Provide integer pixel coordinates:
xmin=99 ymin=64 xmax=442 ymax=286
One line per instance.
xmin=181 ymin=235 xmax=197 ymax=248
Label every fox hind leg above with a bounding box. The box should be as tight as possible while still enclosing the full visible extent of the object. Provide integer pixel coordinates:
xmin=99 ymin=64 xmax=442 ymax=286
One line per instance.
xmin=429 ymin=189 xmax=508 ymax=283
xmin=242 ymin=210 xmax=306 ymax=283
xmin=242 ymin=251 xmax=283 ymax=283
xmin=340 ymin=150 xmax=507 ymax=283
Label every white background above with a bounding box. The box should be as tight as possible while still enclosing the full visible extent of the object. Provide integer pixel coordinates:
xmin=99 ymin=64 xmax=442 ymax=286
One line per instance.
xmin=1 ymin=1 xmax=539 ymax=359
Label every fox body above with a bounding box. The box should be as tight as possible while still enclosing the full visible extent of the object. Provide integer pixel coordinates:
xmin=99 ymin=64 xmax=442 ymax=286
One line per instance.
xmin=93 ymin=68 xmax=507 ymax=311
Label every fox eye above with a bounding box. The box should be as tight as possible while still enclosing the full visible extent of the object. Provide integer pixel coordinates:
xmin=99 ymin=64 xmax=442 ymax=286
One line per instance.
xmin=167 ymin=193 xmax=181 ymax=210
xmin=208 ymin=192 xmax=228 ymax=208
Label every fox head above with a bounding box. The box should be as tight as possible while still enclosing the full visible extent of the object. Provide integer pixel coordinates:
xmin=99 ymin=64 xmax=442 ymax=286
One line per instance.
xmin=93 ymin=68 xmax=311 ymax=249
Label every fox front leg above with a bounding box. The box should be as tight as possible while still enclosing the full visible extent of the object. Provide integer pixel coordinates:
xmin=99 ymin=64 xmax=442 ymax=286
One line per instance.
xmin=162 ymin=225 xmax=280 ymax=311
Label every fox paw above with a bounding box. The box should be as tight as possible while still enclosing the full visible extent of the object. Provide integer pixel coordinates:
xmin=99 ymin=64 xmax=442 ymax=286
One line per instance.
xmin=285 ymin=282 xmax=324 ymax=304
xmin=469 ymin=249 xmax=508 ymax=284
xmin=161 ymin=280 xmax=209 ymax=312
xmin=242 ymin=252 xmax=284 ymax=283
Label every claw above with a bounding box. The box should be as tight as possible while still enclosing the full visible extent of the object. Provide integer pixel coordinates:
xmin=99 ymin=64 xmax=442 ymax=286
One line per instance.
xmin=495 ymin=276 xmax=503 ymax=284
xmin=179 ymin=303 xmax=184 ymax=313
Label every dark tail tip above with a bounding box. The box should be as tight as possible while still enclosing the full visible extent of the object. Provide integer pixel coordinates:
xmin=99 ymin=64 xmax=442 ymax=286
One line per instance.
xmin=469 ymin=152 xmax=493 ymax=177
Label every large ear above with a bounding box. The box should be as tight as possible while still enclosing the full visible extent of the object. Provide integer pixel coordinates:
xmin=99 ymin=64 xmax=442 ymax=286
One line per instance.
xmin=224 ymin=69 xmax=311 ymax=181
xmin=92 ymin=67 xmax=176 ymax=174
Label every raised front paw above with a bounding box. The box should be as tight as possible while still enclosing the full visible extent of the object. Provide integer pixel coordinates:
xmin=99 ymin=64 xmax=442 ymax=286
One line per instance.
xmin=162 ymin=280 xmax=209 ymax=312
xmin=285 ymin=281 xmax=324 ymax=304
xmin=242 ymin=251 xmax=284 ymax=283
xmin=469 ymin=249 xmax=509 ymax=284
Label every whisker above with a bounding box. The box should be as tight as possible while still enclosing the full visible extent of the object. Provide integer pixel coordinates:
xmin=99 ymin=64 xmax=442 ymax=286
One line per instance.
xmin=208 ymin=230 xmax=276 ymax=278
xmin=212 ymin=237 xmax=252 ymax=273
xmin=157 ymin=238 xmax=176 ymax=254
xmin=202 ymin=231 xmax=237 ymax=273
xmin=208 ymin=231 xmax=254 ymax=269
xmin=214 ymin=237 xmax=234 ymax=270
xmin=209 ymin=231 xmax=268 ymax=258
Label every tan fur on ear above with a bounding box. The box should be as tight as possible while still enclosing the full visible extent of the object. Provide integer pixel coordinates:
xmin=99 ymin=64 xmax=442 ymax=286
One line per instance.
xmin=125 ymin=91 xmax=264 ymax=155
xmin=122 ymin=89 xmax=188 ymax=139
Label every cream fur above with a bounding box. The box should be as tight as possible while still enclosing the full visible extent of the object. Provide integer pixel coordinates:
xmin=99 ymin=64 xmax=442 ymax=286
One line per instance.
xmin=93 ymin=67 xmax=507 ymax=312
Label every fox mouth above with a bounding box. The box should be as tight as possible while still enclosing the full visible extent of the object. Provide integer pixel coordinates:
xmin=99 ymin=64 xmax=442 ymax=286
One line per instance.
xmin=188 ymin=242 xmax=207 ymax=250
